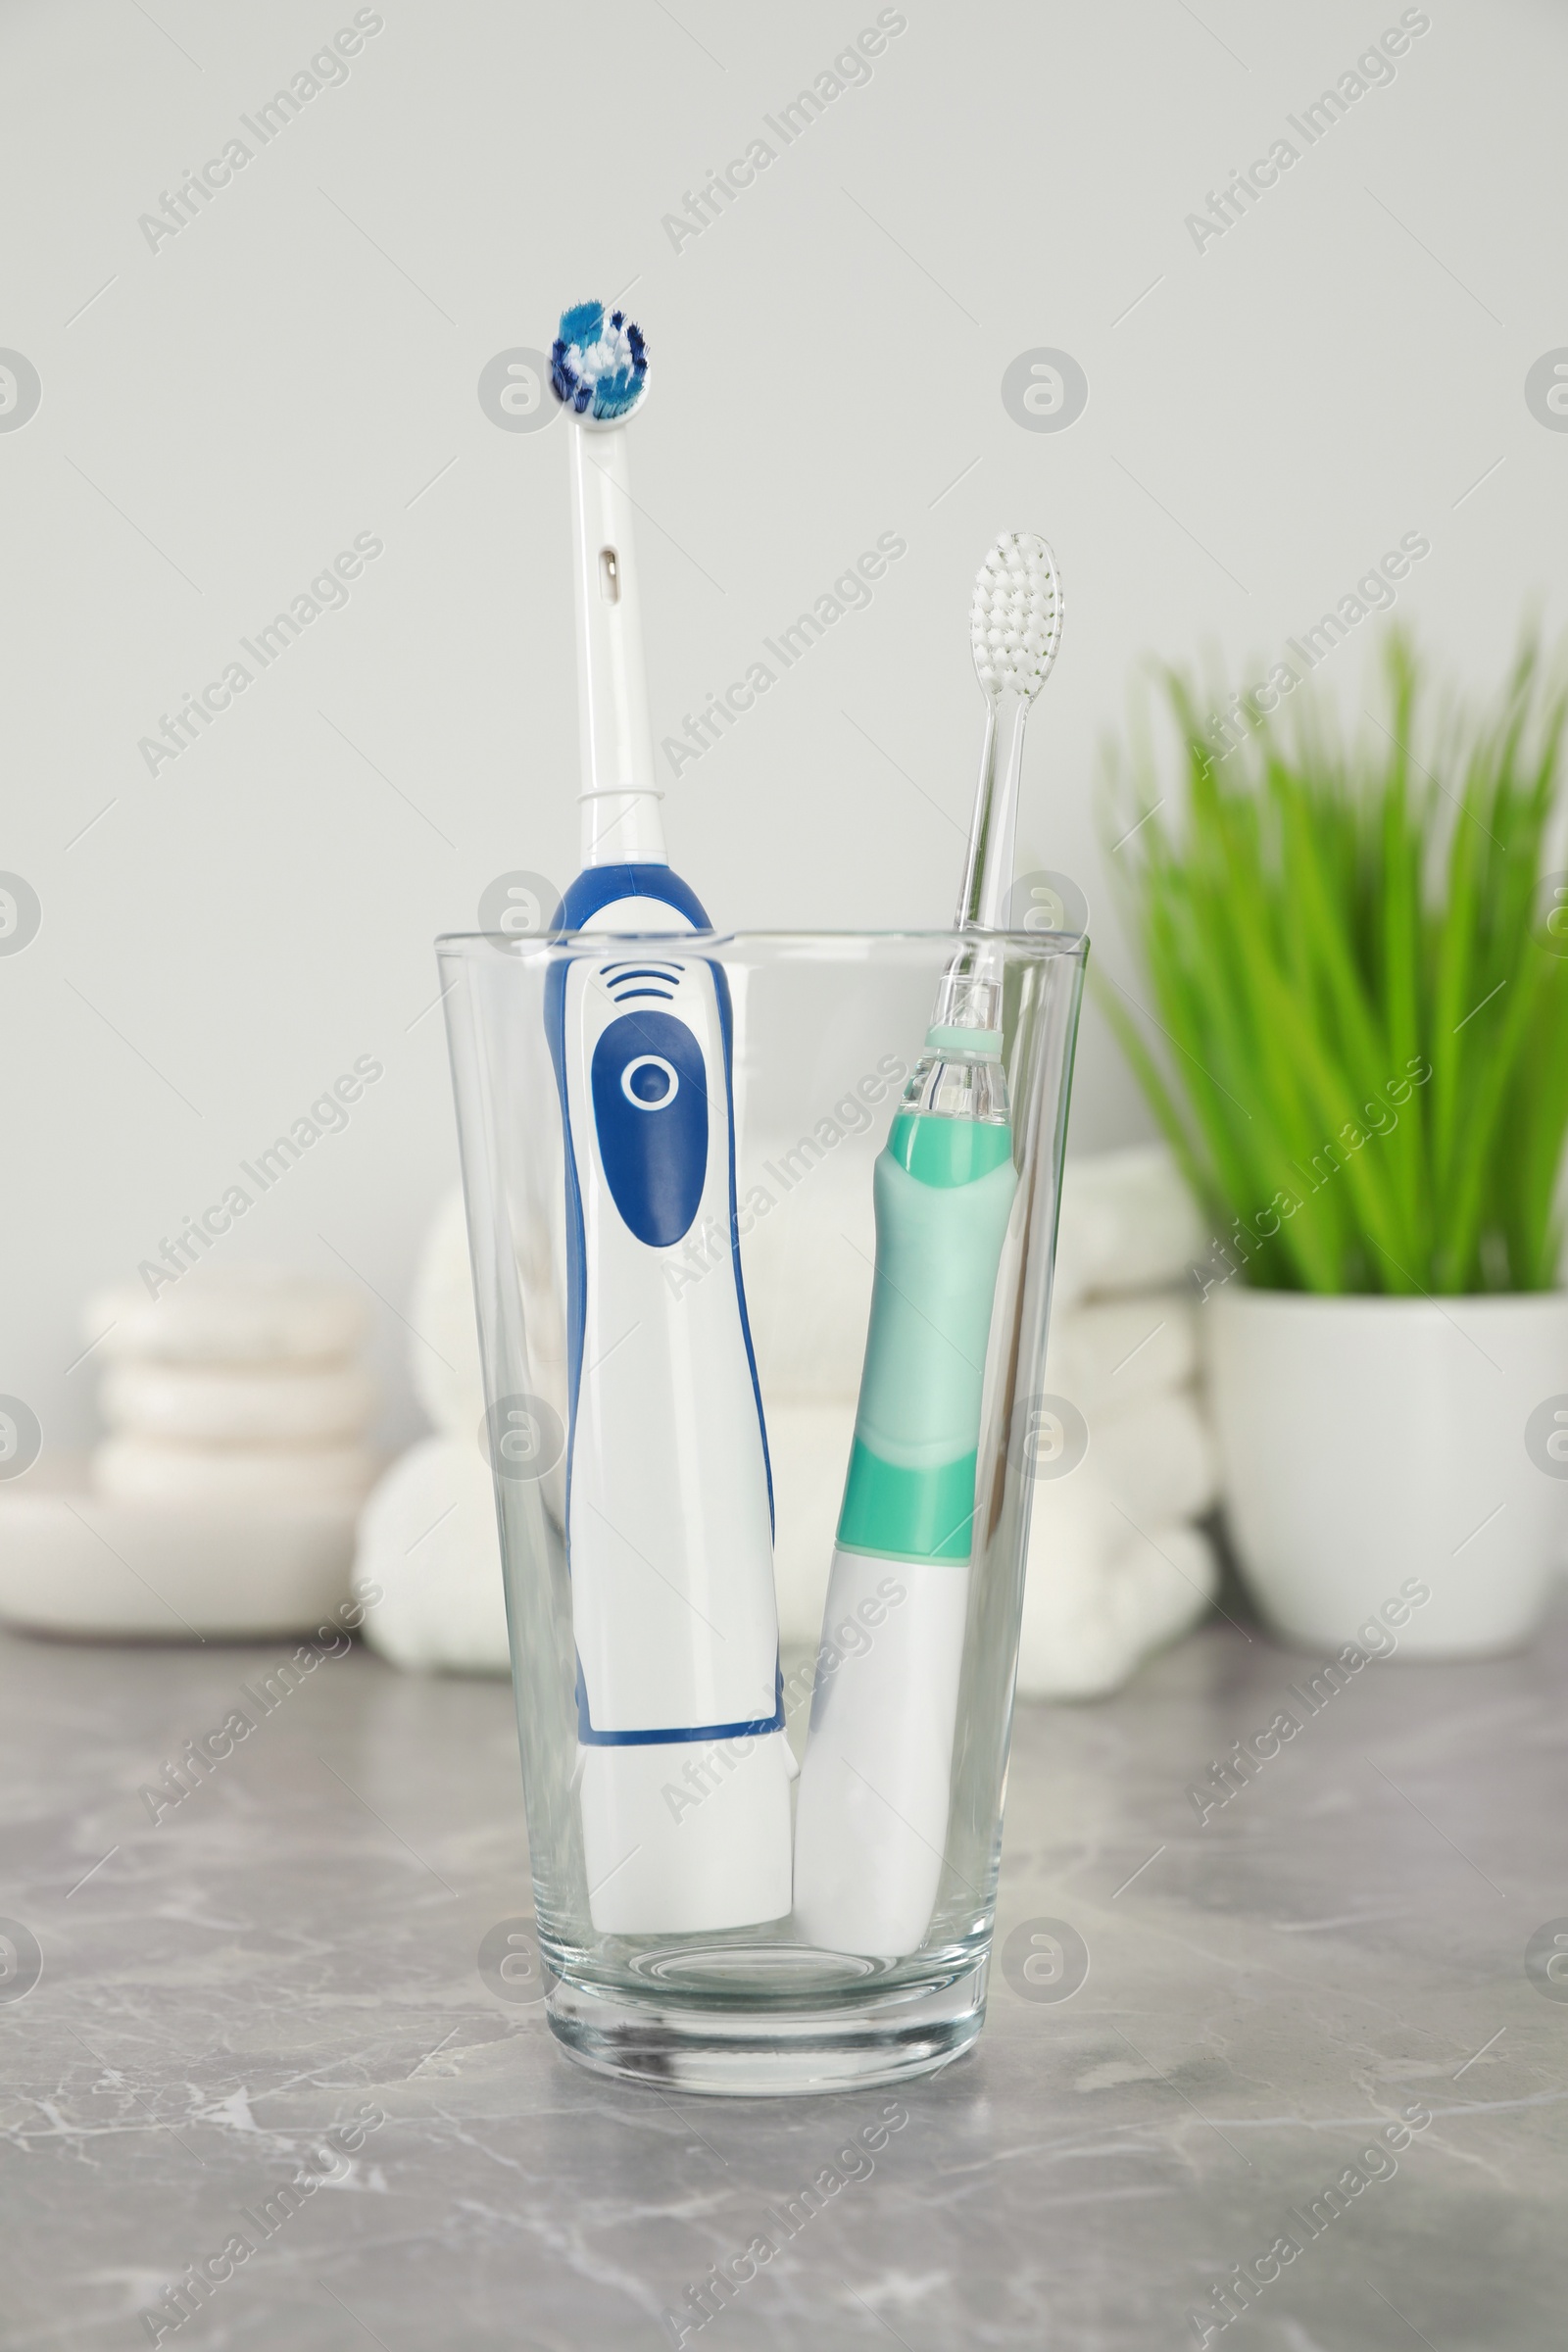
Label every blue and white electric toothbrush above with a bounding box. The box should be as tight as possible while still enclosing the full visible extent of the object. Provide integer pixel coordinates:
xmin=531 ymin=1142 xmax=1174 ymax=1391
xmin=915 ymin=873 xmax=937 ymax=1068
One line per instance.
xmin=544 ymin=303 xmax=793 ymax=1937
xmin=793 ymin=534 xmax=1064 ymax=1958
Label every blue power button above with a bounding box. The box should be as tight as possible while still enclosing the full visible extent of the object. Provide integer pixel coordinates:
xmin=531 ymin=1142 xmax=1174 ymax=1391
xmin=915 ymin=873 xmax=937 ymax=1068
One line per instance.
xmin=591 ymin=1011 xmax=710 ymax=1246
xmin=621 ymin=1054 xmax=678 ymax=1108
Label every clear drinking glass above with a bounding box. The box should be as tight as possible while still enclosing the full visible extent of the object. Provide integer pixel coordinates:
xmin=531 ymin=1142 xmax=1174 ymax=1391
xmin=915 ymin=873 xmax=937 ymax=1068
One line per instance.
xmin=439 ymin=926 xmax=1084 ymax=2094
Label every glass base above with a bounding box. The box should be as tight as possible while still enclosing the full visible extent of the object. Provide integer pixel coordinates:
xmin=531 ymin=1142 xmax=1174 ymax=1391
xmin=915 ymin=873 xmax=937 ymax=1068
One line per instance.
xmin=545 ymin=1950 xmax=989 ymax=2097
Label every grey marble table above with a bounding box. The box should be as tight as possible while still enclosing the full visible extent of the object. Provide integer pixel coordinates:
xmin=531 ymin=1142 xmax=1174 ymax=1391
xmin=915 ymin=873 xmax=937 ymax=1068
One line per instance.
xmin=3 ymin=1600 xmax=1565 ymax=2352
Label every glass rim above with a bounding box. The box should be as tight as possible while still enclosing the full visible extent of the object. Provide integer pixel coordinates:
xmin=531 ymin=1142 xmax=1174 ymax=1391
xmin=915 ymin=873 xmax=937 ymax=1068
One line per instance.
xmin=435 ymin=923 xmax=1089 ymax=961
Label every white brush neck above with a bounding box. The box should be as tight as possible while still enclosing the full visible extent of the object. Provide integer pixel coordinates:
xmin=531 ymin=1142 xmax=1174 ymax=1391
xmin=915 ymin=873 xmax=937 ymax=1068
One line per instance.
xmin=568 ymin=417 xmax=667 ymax=869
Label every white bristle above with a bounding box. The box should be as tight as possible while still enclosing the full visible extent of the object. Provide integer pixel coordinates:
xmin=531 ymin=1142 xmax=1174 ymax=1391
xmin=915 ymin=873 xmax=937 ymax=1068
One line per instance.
xmin=970 ymin=533 xmax=1063 ymax=702
xmin=572 ymin=318 xmax=639 ymax=397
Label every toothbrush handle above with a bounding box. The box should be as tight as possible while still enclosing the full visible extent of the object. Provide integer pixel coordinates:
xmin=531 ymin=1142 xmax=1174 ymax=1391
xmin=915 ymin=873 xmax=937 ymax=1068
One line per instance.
xmin=794 ymin=1112 xmax=1016 ymax=1958
xmin=837 ymin=1116 xmax=1016 ymax=1563
xmin=547 ymin=864 xmax=794 ymax=1935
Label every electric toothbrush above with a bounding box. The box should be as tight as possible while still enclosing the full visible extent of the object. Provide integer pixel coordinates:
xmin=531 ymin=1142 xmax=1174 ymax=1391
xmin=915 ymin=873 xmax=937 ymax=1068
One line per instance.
xmin=543 ymin=302 xmax=793 ymax=1936
xmin=792 ymin=533 xmax=1064 ymax=1959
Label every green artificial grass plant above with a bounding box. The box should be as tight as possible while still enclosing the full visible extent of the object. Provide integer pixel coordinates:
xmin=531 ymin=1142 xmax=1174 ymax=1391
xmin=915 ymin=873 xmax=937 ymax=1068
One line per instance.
xmin=1101 ymin=636 xmax=1568 ymax=1296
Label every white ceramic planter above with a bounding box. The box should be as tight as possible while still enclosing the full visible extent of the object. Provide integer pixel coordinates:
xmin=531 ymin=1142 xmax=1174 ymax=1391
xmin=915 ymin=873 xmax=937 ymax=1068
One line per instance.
xmin=1206 ymin=1287 xmax=1568 ymax=1657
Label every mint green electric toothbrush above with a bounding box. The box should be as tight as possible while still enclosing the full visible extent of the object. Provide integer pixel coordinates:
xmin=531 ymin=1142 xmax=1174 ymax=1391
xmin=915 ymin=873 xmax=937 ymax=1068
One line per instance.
xmin=793 ymin=532 xmax=1064 ymax=1957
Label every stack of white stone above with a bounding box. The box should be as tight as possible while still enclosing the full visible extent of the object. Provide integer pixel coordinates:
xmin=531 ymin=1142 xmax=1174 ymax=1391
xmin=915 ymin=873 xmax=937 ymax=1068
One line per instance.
xmin=86 ymin=1270 xmax=378 ymax=1510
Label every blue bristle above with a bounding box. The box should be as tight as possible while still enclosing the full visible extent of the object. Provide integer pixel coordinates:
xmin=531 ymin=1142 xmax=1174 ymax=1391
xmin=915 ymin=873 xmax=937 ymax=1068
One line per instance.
xmin=590 ymin=371 xmax=637 ymax=420
xmin=559 ymin=299 xmax=604 ymax=349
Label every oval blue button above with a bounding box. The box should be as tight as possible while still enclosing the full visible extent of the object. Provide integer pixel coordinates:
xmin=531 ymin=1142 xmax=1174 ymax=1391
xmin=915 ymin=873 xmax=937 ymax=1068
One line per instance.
xmin=590 ymin=1010 xmax=710 ymax=1246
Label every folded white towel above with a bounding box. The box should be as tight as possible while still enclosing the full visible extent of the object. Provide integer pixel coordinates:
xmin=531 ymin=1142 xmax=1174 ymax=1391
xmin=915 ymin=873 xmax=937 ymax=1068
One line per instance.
xmin=1004 ymin=1386 xmax=1218 ymax=1697
xmin=1053 ymin=1144 xmax=1206 ymax=1311
xmin=1088 ymin=1386 xmax=1218 ymax=1530
xmin=767 ymin=1397 xmax=859 ymax=1647
xmin=356 ymin=1436 xmax=510 ymax=1674
xmin=739 ymin=1143 xmax=876 ymax=1402
xmin=1043 ymin=1294 xmax=1198 ymax=1416
xmin=1016 ymin=1505 xmax=1217 ymax=1698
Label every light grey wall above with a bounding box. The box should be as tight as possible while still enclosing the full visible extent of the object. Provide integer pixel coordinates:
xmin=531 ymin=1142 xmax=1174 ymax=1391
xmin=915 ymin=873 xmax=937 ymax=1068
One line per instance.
xmin=4 ymin=0 xmax=1564 ymax=1449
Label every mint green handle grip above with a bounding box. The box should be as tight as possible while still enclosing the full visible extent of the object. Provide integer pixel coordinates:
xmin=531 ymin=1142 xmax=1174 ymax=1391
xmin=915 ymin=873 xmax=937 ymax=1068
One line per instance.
xmin=836 ymin=1112 xmax=1017 ymax=1563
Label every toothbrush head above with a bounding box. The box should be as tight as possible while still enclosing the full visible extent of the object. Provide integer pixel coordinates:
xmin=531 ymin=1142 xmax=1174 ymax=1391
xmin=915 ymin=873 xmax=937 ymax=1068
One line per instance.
xmin=970 ymin=533 xmax=1063 ymax=703
xmin=551 ymin=300 xmax=649 ymax=423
